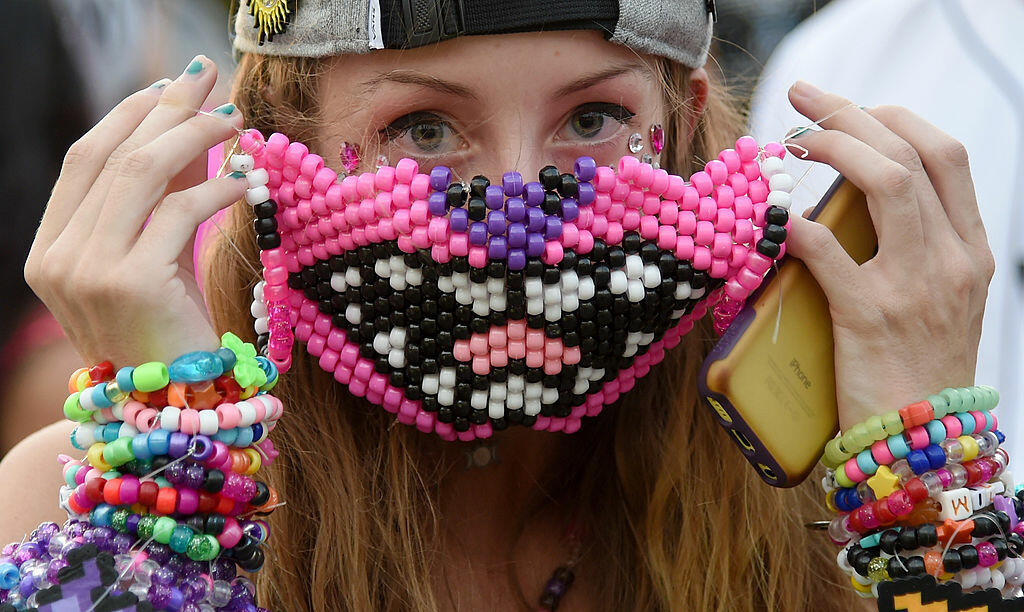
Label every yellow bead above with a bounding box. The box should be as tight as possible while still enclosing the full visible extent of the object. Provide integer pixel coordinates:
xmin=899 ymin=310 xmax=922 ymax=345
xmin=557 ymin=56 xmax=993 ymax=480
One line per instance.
xmin=850 ymin=574 xmax=873 ymax=593
xmin=87 ymin=442 xmax=111 ymax=471
xmin=239 ymin=385 xmax=258 ymax=400
xmin=242 ymin=448 xmax=262 ymax=475
xmin=867 ymin=557 xmax=890 ymax=582
xmin=825 ymin=490 xmax=838 ymax=513
xmin=75 ymin=371 xmax=92 ymax=392
xmin=959 ymin=435 xmax=979 ymax=461
xmin=868 ymin=465 xmax=899 ymax=499
xmin=823 ymin=438 xmax=850 ymax=469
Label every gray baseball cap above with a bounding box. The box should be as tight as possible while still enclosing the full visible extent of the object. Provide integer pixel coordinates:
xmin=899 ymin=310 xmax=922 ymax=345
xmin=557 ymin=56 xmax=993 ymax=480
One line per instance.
xmin=232 ymin=0 xmax=716 ymax=69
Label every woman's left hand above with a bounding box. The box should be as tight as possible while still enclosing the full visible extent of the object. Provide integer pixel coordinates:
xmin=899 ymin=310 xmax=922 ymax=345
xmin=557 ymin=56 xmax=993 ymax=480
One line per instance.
xmin=783 ymin=81 xmax=994 ymax=430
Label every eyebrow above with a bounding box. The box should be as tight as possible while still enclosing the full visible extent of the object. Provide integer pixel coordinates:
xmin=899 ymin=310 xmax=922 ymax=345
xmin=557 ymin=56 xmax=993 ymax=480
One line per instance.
xmin=551 ymin=61 xmax=652 ymax=99
xmin=359 ymin=70 xmax=480 ymax=101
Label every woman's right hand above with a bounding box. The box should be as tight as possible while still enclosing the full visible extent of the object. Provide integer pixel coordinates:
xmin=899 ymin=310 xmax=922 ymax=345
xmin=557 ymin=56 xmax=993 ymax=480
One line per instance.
xmin=24 ymin=55 xmax=247 ymax=368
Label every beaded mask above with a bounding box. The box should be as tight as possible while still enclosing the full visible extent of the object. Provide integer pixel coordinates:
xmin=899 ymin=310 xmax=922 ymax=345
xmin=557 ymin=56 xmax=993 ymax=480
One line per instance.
xmin=234 ymin=130 xmax=794 ymax=441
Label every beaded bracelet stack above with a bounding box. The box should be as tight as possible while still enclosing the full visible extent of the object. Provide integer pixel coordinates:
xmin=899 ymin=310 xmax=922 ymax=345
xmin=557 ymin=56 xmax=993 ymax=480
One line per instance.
xmin=822 ymin=385 xmax=1024 ymax=599
xmin=0 ymin=333 xmax=280 ymax=612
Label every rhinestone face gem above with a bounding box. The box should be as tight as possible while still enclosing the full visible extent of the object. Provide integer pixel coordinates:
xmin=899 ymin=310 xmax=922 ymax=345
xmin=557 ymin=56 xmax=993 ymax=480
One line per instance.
xmin=650 ymin=123 xmax=665 ymax=154
xmin=339 ymin=142 xmax=361 ymax=174
xmin=627 ymin=132 xmax=644 ymax=154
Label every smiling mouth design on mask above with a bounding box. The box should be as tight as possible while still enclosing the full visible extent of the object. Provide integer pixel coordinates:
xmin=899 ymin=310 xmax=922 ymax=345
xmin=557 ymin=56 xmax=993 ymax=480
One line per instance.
xmin=238 ymin=130 xmax=794 ymax=442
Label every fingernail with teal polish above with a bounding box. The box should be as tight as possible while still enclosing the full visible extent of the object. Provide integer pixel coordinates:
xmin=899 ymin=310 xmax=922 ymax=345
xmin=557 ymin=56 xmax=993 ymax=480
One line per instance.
xmin=787 ymin=126 xmax=812 ymax=139
xmin=213 ymin=103 xmax=236 ymax=115
xmin=148 ymin=78 xmax=171 ymax=90
xmin=185 ymin=59 xmax=204 ymax=76
xmin=229 ymin=171 xmax=246 ymax=179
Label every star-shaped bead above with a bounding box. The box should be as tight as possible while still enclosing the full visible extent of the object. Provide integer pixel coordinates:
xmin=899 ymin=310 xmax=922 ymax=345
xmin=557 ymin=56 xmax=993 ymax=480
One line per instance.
xmin=867 ymin=465 xmax=899 ymax=498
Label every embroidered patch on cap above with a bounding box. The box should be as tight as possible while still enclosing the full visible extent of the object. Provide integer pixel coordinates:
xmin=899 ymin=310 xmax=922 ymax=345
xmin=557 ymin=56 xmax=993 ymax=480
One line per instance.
xmin=248 ymin=0 xmax=292 ymax=45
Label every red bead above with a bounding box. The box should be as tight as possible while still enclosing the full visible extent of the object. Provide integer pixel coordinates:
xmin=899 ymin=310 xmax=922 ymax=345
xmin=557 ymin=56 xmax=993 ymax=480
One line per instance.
xmin=155 ymin=488 xmax=177 ymax=515
xmin=89 ymin=361 xmax=115 ymax=384
xmin=138 ymin=481 xmax=159 ymax=508
xmin=874 ymin=499 xmax=897 ymax=525
xmin=147 ymin=388 xmax=169 ymax=408
xmin=198 ymin=491 xmax=219 ymax=513
xmin=904 ymin=478 xmax=928 ymax=503
xmin=102 ymin=478 xmax=123 ymax=506
xmin=214 ymin=376 xmax=241 ymax=403
xmin=965 ymin=462 xmax=984 ymax=487
xmin=214 ymin=495 xmax=236 ymax=516
xmin=85 ymin=478 xmax=106 ymax=503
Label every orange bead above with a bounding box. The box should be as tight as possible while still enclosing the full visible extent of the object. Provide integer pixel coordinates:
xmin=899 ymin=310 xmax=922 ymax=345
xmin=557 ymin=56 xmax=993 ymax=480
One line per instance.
xmin=214 ymin=494 xmax=236 ymax=516
xmin=190 ymin=380 xmax=222 ymax=411
xmin=167 ymin=382 xmax=188 ymax=408
xmin=68 ymin=368 xmax=90 ymax=393
xmin=256 ymin=486 xmax=280 ymax=512
xmin=102 ymin=478 xmax=123 ymax=506
xmin=937 ymin=518 xmax=974 ymax=545
xmin=154 ymin=487 xmax=177 ymax=515
xmin=901 ymin=400 xmax=934 ymax=428
xmin=131 ymin=390 xmax=150 ymax=403
xmin=924 ymin=551 xmax=943 ymax=577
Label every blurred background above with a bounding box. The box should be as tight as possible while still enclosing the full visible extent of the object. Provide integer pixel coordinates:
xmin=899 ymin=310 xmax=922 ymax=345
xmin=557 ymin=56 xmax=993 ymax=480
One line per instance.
xmin=2 ymin=0 xmax=1021 ymax=458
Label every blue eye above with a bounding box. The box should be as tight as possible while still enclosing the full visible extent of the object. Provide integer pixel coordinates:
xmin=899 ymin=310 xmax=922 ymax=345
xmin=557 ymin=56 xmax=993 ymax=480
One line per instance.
xmin=381 ymin=112 xmax=459 ymax=155
xmin=561 ymin=103 xmax=636 ymax=141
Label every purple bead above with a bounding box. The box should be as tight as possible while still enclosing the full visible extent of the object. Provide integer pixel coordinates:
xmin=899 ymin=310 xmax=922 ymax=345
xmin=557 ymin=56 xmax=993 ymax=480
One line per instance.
xmin=561 ymin=198 xmax=579 ymax=222
xmin=429 ymin=166 xmax=452 ymax=192
xmin=126 ymin=514 xmax=141 ymax=535
xmin=508 ymin=249 xmax=527 ymax=270
xmin=526 ymin=207 xmax=546 ymax=232
xmin=545 ymin=577 xmax=568 ymax=597
xmin=211 ymin=558 xmax=237 ymax=581
xmin=46 ymin=559 xmax=67 ymax=584
xmin=165 ymin=461 xmax=185 ymax=484
xmin=32 ymin=523 xmax=59 ymax=546
xmin=110 ymin=533 xmax=133 ymax=555
xmin=66 ymin=522 xmax=87 ymax=539
xmin=428 ymin=192 xmax=447 ymax=216
xmin=18 ymin=574 xmax=33 ymax=598
xmin=163 ymin=552 xmax=184 ymax=575
xmin=190 ymin=434 xmax=214 ymax=461
xmin=182 ymin=560 xmax=203 ymax=580
xmin=486 ymin=210 xmax=506 ymax=235
xmin=487 ymin=236 xmax=508 ymax=259
xmin=577 ymin=182 xmax=595 ymax=206
xmin=502 ymin=171 xmax=524 ymax=196
xmin=152 ymin=565 xmax=177 ymax=587
xmin=149 ymin=584 xmax=173 ymax=608
xmin=181 ymin=576 xmax=207 ymax=602
xmin=544 ymin=216 xmax=563 ymax=240
xmin=182 ymin=604 xmax=202 ymax=612
xmin=523 ymin=182 xmax=544 ymax=206
xmin=574 ymin=156 xmax=597 ymax=182
xmin=14 ymin=543 xmax=41 ymax=565
xmin=468 ymin=222 xmax=487 ymax=246
xmin=90 ymin=527 xmax=114 ymax=552
xmin=1 ymin=544 xmax=17 ymax=557
xmin=449 ymin=207 xmax=469 ymax=232
xmin=485 ymin=184 xmax=504 ymax=210
xmin=167 ymin=586 xmax=186 ymax=610
xmin=526 ymin=233 xmax=545 ymax=257
xmin=168 ymin=432 xmax=190 ymax=458
xmin=184 ymin=464 xmax=205 ymax=490
xmin=507 ymin=223 xmax=527 ymax=248
xmin=505 ymin=197 xmax=526 ymax=222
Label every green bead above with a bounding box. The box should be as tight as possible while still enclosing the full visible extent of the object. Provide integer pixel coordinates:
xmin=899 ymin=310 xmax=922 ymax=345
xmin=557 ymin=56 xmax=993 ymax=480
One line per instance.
xmin=979 ymin=385 xmax=999 ymax=410
xmin=101 ymin=437 xmax=134 ymax=467
xmin=864 ymin=415 xmax=886 ymax=442
xmin=153 ymin=517 xmax=177 ymax=544
xmin=63 ymin=392 xmax=92 ymax=422
xmin=154 ymin=476 xmax=172 ymax=489
xmin=136 ymin=516 xmax=157 ymax=540
xmin=111 ymin=509 xmax=130 ymax=533
xmin=927 ymin=394 xmax=948 ymax=419
xmin=169 ymin=525 xmax=194 ymax=554
xmin=823 ymin=438 xmax=850 ymax=469
xmin=186 ymin=534 xmax=221 ymax=562
xmin=850 ymin=423 xmax=871 ymax=450
xmin=940 ymin=388 xmax=963 ymax=413
xmin=132 ymin=361 xmax=170 ymax=393
xmin=867 ymin=556 xmax=890 ymax=582
xmin=955 ymin=387 xmax=975 ymax=411
xmin=840 ymin=430 xmax=859 ymax=454
xmin=834 ymin=466 xmax=855 ymax=489
xmin=881 ymin=411 xmax=904 ymax=436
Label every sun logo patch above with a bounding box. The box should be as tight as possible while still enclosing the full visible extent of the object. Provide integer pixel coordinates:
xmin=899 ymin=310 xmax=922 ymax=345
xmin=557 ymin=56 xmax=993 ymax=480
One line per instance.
xmin=247 ymin=0 xmax=292 ymax=45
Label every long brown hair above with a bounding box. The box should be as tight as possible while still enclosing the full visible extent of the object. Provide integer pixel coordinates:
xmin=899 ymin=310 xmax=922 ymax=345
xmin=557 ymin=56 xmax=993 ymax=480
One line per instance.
xmin=202 ymin=50 xmax=862 ymax=610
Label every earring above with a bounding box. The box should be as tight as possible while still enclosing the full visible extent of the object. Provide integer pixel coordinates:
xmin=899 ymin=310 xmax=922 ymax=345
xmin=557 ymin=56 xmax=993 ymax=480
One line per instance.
xmin=627 ymin=132 xmax=644 ymax=154
xmin=650 ymin=123 xmax=665 ymax=154
xmin=339 ymin=142 xmax=361 ymax=174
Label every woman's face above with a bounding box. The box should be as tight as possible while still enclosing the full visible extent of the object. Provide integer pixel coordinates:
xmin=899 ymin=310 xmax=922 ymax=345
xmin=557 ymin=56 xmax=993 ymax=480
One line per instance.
xmin=319 ymin=30 xmax=670 ymax=180
xmin=279 ymin=32 xmax=721 ymax=437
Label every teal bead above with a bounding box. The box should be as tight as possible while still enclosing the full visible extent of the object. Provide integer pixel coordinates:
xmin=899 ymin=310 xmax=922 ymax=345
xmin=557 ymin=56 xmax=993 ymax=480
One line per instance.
xmin=90 ymin=383 xmax=114 ymax=408
xmin=859 ymin=532 xmax=882 ymax=549
xmin=216 ymin=347 xmax=237 ymax=370
xmin=957 ymin=412 xmax=977 ymax=435
xmin=234 ymin=426 xmax=254 ymax=448
xmin=256 ymin=356 xmax=277 ymax=384
xmin=169 ymin=525 xmax=194 ymax=553
xmin=169 ymin=351 xmax=225 ymax=383
xmin=924 ymin=420 xmax=946 ymax=444
xmin=984 ymin=412 xmax=995 ymax=432
xmin=856 ymin=450 xmax=879 ymax=476
xmin=0 ymin=562 xmax=19 ymax=590
xmin=213 ymin=428 xmax=238 ymax=445
xmin=115 ymin=366 xmax=135 ymax=392
xmin=927 ymin=394 xmax=949 ymax=418
xmin=887 ymin=433 xmax=911 ymax=459
xmin=90 ymin=504 xmax=115 ymax=528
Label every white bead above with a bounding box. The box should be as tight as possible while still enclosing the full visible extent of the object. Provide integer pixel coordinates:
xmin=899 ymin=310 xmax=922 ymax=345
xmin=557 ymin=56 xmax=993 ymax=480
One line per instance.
xmin=252 ymin=281 xmax=265 ymax=300
xmin=246 ymin=168 xmax=269 ymax=188
xmin=506 ymin=393 xmax=524 ymax=410
xmin=560 ymin=271 xmax=579 ymax=292
xmin=373 ymin=332 xmax=390 ymax=355
xmin=758 ymin=155 xmax=784 ymax=179
xmin=471 ymin=390 xmax=487 ymax=410
xmin=489 ymin=401 xmax=505 ymax=420
xmin=78 ymin=388 xmax=98 ymax=412
xmin=489 ymin=385 xmax=506 ymax=402
xmin=625 ymin=255 xmax=643 ymax=279
xmin=345 ymin=304 xmax=361 ymax=325
xmin=544 ymin=303 xmax=561 ymax=322
xmin=768 ymin=173 xmax=795 ymax=193
xmin=245 ymin=185 xmax=270 ymax=205
xmin=766 ymin=190 xmax=792 ymax=210
xmin=230 ymin=154 xmax=254 ymax=172
xmin=642 ymin=265 xmax=661 ymax=289
xmin=118 ymin=422 xmax=138 ymax=438
xmin=406 ymin=269 xmax=423 ymax=285
xmin=389 ymin=256 xmax=406 ymax=273
xmin=422 ymin=374 xmax=440 ymax=395
xmin=345 ymin=268 xmax=362 ymax=287
xmin=524 ymin=399 xmax=542 ymax=416
xmin=387 ymin=350 xmax=405 ymax=368
xmin=589 ymin=368 xmax=605 ymax=381
xmin=470 ymin=282 xmax=487 ymax=300
xmin=199 ymin=411 xmax=219 ymax=436
xmin=237 ymin=401 xmax=258 ymax=427
xmin=836 ymin=547 xmax=853 ymax=573
xmin=455 ymin=287 xmax=471 ymax=305
xmin=393 ymin=272 xmax=408 ymax=290
xmin=438 ymin=276 xmax=454 ymax=292
xmin=453 ymin=272 xmax=469 ymax=288
xmin=561 ymin=293 xmax=579 ymax=312
xmin=573 ymin=378 xmax=589 ymax=394
xmin=472 ymin=299 xmax=489 ymax=317
xmin=330 ymin=273 xmax=347 ymax=292
xmin=374 ymin=260 xmax=390 ymax=278
xmin=508 ymin=376 xmax=525 ymax=393
xmin=544 ymin=285 xmax=561 ymax=305
xmin=489 ymin=293 xmax=507 ymax=311
xmin=937 ymin=488 xmax=973 ymax=520
xmin=578 ymin=277 xmax=595 ymax=300
xmin=439 ymin=368 xmax=457 ymax=389
xmin=389 ymin=328 xmax=406 ymax=348
xmin=487 ymin=277 xmax=504 ymax=293
xmin=526 ymin=296 xmax=544 ymax=316
xmin=524 ymin=382 xmax=543 ymax=400
xmin=541 ymin=387 xmax=558 ymax=403
xmin=691 ymin=286 xmax=706 ymax=299
xmin=525 ymin=278 xmax=543 ymax=297
xmin=250 ymin=299 xmax=266 ymax=318
xmin=160 ymin=407 xmax=181 ymax=431
xmin=609 ymin=270 xmax=627 ymax=294
xmin=437 ymin=388 xmax=454 ymax=406
xmin=626 ymin=279 xmax=644 ymax=302
xmin=991 ymin=569 xmax=1006 ymax=591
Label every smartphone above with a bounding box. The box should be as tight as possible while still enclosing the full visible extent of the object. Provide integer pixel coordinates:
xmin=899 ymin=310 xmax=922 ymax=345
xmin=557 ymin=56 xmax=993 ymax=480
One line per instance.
xmin=698 ymin=176 xmax=877 ymax=487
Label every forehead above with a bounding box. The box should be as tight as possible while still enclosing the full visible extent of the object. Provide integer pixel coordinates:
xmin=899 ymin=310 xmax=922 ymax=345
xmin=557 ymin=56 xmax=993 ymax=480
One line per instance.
xmin=321 ymin=30 xmax=659 ymax=99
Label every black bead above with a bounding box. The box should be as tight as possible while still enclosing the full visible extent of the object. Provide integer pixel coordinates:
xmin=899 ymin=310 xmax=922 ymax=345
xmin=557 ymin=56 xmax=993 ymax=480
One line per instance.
xmin=755 ymin=238 xmax=780 ymax=258
xmin=640 ymin=242 xmax=660 ymax=263
xmin=491 ymin=417 xmax=508 ymax=431
xmin=558 ymin=173 xmax=578 ymax=198
xmin=690 ymin=270 xmax=708 ymax=289
xmin=233 ymin=535 xmax=259 ymax=558
xmin=993 ymin=538 xmax=1009 ymax=561
xmin=607 ymin=248 xmax=625 ymax=268
xmin=453 ymin=401 xmax=471 ymax=418
xmin=852 ymin=549 xmax=873 ymax=576
xmin=468 ymin=197 xmax=487 ymax=221
xmin=469 ymin=410 xmax=488 ymax=425
xmin=521 ymin=414 xmax=537 ymax=427
xmin=886 ymin=556 xmax=908 ymax=579
xmin=253 ymin=200 xmax=278 ymax=218
xmin=237 ymin=547 xmax=265 ymax=572
xmin=1009 ymin=533 xmax=1024 ymax=557
xmin=879 ymin=530 xmax=900 ymax=555
xmin=997 ymin=511 xmax=1012 ymax=533
xmin=543 ymin=192 xmax=562 ymax=215
xmin=763 ymin=224 xmax=787 ymax=243
xmin=590 ymin=239 xmax=608 ymax=262
xmin=446 ymin=183 xmax=467 ymax=208
xmin=539 ymin=166 xmax=561 ymax=190
xmin=765 ymin=205 xmax=789 ymax=226
xmin=506 ymin=408 xmax=524 ymax=424
xmin=959 ymin=545 xmax=979 ymax=569
xmin=453 ymin=417 xmax=470 ymax=432
xmin=204 ymin=514 xmax=226 ymax=536
xmin=973 ymin=516 xmax=997 ymax=537
xmin=251 ymin=481 xmax=270 ymax=506
xmin=558 ymin=250 xmax=578 ymax=270
xmin=622 ymin=232 xmax=641 ymax=253
xmin=942 ymin=549 xmax=962 ymax=573
xmin=905 ymin=555 xmax=926 ymax=576
xmin=916 ymin=523 xmax=937 ymax=548
xmin=898 ymin=527 xmax=918 ymax=551
xmin=253 ymin=217 xmax=278 ymax=234
xmin=436 ymin=406 xmax=453 ymax=422
xmin=470 ymin=175 xmax=490 ymax=197
xmin=593 ymin=265 xmax=610 ymax=288
xmin=257 ymin=233 xmax=281 ymax=250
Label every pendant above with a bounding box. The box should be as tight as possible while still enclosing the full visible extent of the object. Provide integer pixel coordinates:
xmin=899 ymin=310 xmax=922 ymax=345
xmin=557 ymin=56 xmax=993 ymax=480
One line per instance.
xmin=247 ymin=0 xmax=292 ymax=45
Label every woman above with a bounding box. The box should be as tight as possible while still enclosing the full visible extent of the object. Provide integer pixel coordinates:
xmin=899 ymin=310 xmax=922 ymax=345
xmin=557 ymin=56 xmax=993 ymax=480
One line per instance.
xmin=1 ymin=1 xmax=995 ymax=609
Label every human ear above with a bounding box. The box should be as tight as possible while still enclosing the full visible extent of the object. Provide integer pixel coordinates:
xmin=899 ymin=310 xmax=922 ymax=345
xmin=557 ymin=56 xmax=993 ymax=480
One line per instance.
xmin=684 ymin=67 xmax=710 ymax=141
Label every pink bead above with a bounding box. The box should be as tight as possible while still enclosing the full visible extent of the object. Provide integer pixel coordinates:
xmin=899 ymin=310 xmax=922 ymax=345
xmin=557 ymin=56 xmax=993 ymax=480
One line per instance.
xmin=674 ymin=236 xmax=695 ymax=260
xmin=634 ymin=163 xmax=655 ymax=188
xmin=593 ymin=166 xmax=616 ymax=193
xmin=300 ymin=153 xmax=324 ymax=178
xmin=712 ymin=233 xmax=732 ymax=258
xmin=452 ymin=343 xmax=471 ymax=362
xmin=560 ymin=223 xmax=579 ymax=247
xmin=284 ymin=141 xmax=309 ymax=168
xmin=507 ymin=339 xmax=525 ymax=359
xmin=709 ymin=257 xmax=729 ymax=279
xmin=736 ymin=267 xmax=762 ymax=291
xmin=886 ymin=489 xmax=912 ymax=516
xmin=468 ymin=247 xmax=487 ymax=268
xmin=416 ymin=411 xmax=435 ymax=433
xmin=430 ymin=243 xmax=450 ymax=262
xmin=729 ymin=173 xmax=748 ymax=196
xmin=724 ymin=279 xmax=748 ymax=301
xmin=617 ymin=155 xmax=639 ymax=181
xmin=748 ymin=179 xmax=769 ymax=204
xmin=845 ymin=458 xmax=868 ymax=483
xmin=410 ymin=174 xmax=430 ymax=199
xmin=374 ymin=166 xmax=396 ymax=191
xmin=395 ymin=158 xmax=418 ymax=183
xmin=715 ymin=208 xmax=735 ymax=233
xmin=605 ymin=223 xmax=623 ymax=245
xmin=940 ymin=415 xmax=963 ymax=438
xmin=741 ymin=160 xmax=761 ymax=182
xmin=664 ymin=174 xmax=686 ymax=200
xmin=657 ymin=226 xmax=676 ymax=250
xmin=694 ymin=221 xmax=714 ymax=246
xmin=705 ymin=160 xmax=729 ymax=185
xmin=318 ymin=349 xmax=339 ymax=372
xmin=356 ymin=172 xmax=376 ymax=198
xmin=764 ymin=142 xmax=786 ymax=159
xmin=693 ymin=246 xmax=712 ymax=270
xmin=690 ymin=171 xmax=713 ymax=196
xmin=732 ymin=218 xmax=753 ymax=243
xmin=649 ymin=168 xmax=670 ymax=195
xmin=736 ymin=136 xmax=759 ymax=162
xmin=906 ymin=426 xmax=929 ymax=450
xmin=719 ymin=148 xmax=742 ymax=173
xmin=746 ymin=251 xmax=772 ymax=274
xmin=676 ymin=210 xmax=697 ymax=235
xmin=697 ymin=197 xmax=717 ymax=221
xmin=473 ymin=356 xmax=490 ymax=375
xmin=527 ymin=328 xmax=545 ymax=348
xmin=625 ymin=187 xmax=644 ymax=210
xmin=450 ymin=233 xmax=469 ymax=256
xmin=639 ymin=215 xmax=658 ymax=239
xmin=621 ymin=209 xmax=640 ymax=231
xmin=714 ymin=185 xmax=735 ymax=210
xmin=265 ymin=132 xmax=288 ymax=159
